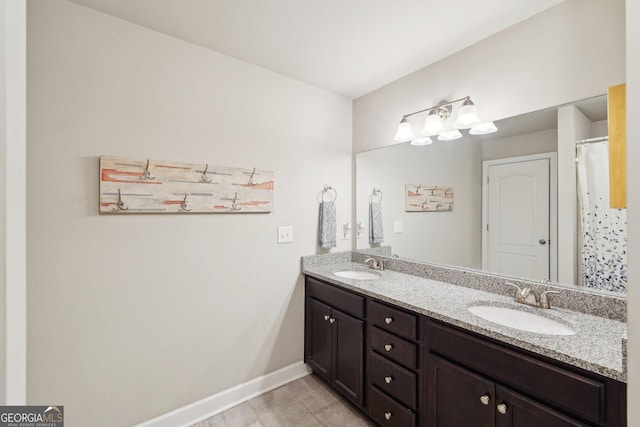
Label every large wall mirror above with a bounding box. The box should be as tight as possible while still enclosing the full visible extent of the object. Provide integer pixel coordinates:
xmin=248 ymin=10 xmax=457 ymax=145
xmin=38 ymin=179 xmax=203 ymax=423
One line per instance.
xmin=355 ymin=94 xmax=627 ymax=296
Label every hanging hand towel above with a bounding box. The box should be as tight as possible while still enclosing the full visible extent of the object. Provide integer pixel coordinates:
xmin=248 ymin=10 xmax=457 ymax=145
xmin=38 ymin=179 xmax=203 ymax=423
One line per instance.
xmin=319 ymin=201 xmax=337 ymax=249
xmin=369 ymin=201 xmax=384 ymax=244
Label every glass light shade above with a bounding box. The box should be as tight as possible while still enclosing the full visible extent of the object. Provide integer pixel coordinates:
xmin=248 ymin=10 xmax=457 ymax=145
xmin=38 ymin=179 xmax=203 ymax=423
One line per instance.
xmin=410 ymin=137 xmax=433 ymax=146
xmin=437 ymin=129 xmax=463 ymax=141
xmin=421 ymin=111 xmax=446 ymax=136
xmin=453 ymin=103 xmax=482 ymax=129
xmin=470 ymin=121 xmax=498 ymax=135
xmin=393 ymin=120 xmax=416 ymax=142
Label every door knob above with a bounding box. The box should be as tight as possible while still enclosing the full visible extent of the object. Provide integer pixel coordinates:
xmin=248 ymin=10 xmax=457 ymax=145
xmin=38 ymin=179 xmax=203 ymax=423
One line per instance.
xmin=384 ymin=344 xmax=393 ymax=352
xmin=323 ymin=315 xmax=330 ymax=321
xmin=497 ymin=403 xmax=508 ymax=414
xmin=329 ymin=318 xmax=335 ymax=323
xmin=480 ymin=395 xmax=490 ymax=405
xmin=538 ymin=239 xmax=547 ymax=245
xmin=384 ymin=412 xmax=392 ymax=420
xmin=385 ymin=317 xmax=393 ymax=324
xmin=384 ymin=376 xmax=393 ymax=384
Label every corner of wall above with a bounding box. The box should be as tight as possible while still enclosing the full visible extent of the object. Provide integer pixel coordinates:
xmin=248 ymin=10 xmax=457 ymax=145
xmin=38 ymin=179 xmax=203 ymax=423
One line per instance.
xmin=2 ymin=0 xmax=27 ymax=405
xmin=626 ymin=0 xmax=639 ymax=423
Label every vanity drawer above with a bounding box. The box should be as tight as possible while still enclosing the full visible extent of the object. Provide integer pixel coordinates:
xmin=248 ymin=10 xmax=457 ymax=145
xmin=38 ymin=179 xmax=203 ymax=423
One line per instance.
xmin=427 ymin=320 xmax=606 ymax=423
xmin=369 ymin=300 xmax=417 ymax=340
xmin=370 ymin=352 xmax=417 ymax=410
xmin=305 ymin=277 xmax=364 ymax=318
xmin=371 ymin=326 xmax=417 ymax=370
xmin=369 ymin=386 xmax=416 ymax=427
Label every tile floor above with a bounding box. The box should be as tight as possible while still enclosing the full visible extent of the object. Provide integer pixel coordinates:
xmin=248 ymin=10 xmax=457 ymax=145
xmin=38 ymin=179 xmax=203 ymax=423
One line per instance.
xmin=190 ymin=374 xmax=374 ymax=427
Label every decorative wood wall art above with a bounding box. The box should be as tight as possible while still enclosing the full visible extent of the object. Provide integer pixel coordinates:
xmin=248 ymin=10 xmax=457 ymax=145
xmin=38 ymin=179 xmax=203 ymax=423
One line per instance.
xmin=99 ymin=156 xmax=274 ymax=214
xmin=405 ymin=184 xmax=454 ymax=212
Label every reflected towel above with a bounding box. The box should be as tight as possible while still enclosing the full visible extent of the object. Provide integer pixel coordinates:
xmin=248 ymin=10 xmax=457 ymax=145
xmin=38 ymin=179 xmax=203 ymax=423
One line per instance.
xmin=369 ymin=201 xmax=384 ymax=244
xmin=319 ymin=201 xmax=337 ymax=249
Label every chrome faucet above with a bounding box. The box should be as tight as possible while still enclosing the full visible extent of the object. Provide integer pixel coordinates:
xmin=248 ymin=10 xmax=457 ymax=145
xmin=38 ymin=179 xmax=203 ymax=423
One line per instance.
xmin=364 ymin=257 xmax=384 ymax=271
xmin=505 ymin=282 xmax=560 ymax=309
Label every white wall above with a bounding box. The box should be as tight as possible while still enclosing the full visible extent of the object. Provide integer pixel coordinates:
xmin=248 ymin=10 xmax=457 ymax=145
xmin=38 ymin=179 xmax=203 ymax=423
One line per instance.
xmin=26 ymin=1 xmax=352 ymax=426
xmin=481 ymin=128 xmax=557 ymax=161
xmin=353 ymin=0 xmax=625 ymax=153
xmin=557 ymin=106 xmax=591 ymax=286
xmin=0 ymin=0 xmax=7 ymax=405
xmin=626 ymin=0 xmax=639 ymax=423
xmin=591 ymin=119 xmax=608 ymax=137
xmin=1 ymin=0 xmax=26 ymax=405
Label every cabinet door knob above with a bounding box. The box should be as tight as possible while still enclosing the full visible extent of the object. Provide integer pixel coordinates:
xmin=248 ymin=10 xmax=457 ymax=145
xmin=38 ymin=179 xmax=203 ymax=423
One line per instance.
xmin=329 ymin=318 xmax=336 ymax=323
xmin=480 ymin=395 xmax=490 ymax=405
xmin=384 ymin=411 xmax=392 ymax=420
xmin=323 ymin=315 xmax=330 ymax=321
xmin=497 ymin=403 xmax=508 ymax=415
xmin=384 ymin=317 xmax=393 ymax=324
xmin=384 ymin=376 xmax=393 ymax=384
xmin=384 ymin=344 xmax=393 ymax=352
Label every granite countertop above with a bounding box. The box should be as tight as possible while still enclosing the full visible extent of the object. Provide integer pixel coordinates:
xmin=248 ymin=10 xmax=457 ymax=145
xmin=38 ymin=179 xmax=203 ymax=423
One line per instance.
xmin=302 ymin=261 xmax=627 ymax=383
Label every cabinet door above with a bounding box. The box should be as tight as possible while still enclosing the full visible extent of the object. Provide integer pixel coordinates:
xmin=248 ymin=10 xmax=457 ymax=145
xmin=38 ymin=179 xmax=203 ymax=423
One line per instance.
xmin=306 ymin=298 xmax=333 ymax=380
xmin=333 ymin=308 xmax=364 ymax=406
xmin=427 ymin=355 xmax=495 ymax=427
xmin=495 ymin=386 xmax=588 ymax=427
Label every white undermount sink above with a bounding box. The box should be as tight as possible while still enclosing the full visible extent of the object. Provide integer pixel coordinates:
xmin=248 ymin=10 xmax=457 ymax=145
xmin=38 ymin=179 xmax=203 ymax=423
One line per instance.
xmin=333 ymin=270 xmax=382 ymax=280
xmin=468 ymin=304 xmax=576 ymax=336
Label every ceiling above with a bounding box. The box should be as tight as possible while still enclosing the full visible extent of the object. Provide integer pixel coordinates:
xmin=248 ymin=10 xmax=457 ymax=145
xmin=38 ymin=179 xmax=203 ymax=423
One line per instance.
xmin=67 ymin=0 xmax=564 ymax=99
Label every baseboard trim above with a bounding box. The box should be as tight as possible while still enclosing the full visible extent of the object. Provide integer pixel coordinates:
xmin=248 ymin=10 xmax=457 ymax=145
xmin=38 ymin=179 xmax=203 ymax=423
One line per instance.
xmin=134 ymin=362 xmax=311 ymax=427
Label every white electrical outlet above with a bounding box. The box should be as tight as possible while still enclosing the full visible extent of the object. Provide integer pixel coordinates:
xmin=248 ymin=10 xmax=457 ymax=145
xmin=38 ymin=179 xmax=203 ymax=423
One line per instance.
xmin=277 ymin=226 xmax=294 ymax=243
xmin=394 ymin=221 xmax=403 ymax=234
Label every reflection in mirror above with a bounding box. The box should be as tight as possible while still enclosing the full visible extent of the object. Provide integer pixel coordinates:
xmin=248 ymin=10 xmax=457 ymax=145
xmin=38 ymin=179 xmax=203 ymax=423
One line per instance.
xmin=355 ymin=95 xmax=627 ymax=295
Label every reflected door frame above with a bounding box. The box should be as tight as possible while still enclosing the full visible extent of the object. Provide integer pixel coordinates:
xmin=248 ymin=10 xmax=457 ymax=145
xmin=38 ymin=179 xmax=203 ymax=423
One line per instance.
xmin=481 ymin=152 xmax=558 ymax=282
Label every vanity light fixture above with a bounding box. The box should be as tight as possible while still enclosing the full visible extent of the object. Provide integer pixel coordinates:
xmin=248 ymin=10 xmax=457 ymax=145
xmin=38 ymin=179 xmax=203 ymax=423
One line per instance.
xmin=393 ymin=96 xmax=497 ymax=144
xmin=421 ymin=108 xmax=447 ymax=136
xmin=393 ymin=117 xmax=416 ymax=142
xmin=453 ymin=98 xmax=482 ymax=128
xmin=437 ymin=129 xmax=463 ymax=141
xmin=469 ymin=121 xmax=498 ymax=135
xmin=410 ymin=137 xmax=433 ymax=146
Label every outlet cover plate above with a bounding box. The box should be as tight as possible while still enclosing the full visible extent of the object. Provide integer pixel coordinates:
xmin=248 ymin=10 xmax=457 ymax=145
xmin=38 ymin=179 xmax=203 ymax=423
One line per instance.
xmin=278 ymin=226 xmax=294 ymax=243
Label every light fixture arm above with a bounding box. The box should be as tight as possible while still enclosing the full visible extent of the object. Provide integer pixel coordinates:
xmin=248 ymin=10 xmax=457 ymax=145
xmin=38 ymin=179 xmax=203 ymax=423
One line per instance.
xmin=401 ymin=96 xmax=470 ymax=119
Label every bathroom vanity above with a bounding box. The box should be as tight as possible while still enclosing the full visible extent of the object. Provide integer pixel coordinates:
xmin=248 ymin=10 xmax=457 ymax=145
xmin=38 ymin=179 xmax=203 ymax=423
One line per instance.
xmin=302 ymin=253 xmax=627 ymax=427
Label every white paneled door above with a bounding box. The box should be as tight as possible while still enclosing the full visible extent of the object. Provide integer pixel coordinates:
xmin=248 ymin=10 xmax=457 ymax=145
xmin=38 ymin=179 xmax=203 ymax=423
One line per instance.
xmin=483 ymin=156 xmax=552 ymax=281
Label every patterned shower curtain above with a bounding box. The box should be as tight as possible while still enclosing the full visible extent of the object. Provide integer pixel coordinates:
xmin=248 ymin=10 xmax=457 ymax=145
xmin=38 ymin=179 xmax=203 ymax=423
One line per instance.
xmin=576 ymin=140 xmax=627 ymax=292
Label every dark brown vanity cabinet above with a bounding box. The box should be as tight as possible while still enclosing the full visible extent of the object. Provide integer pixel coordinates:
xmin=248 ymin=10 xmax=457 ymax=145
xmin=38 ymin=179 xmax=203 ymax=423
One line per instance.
xmin=305 ymin=277 xmax=365 ymax=406
xmin=426 ymin=320 xmax=626 ymax=427
xmin=304 ymin=275 xmax=626 ymax=427
xmin=428 ymin=355 xmax=589 ymax=427
xmin=368 ymin=300 xmax=421 ymax=427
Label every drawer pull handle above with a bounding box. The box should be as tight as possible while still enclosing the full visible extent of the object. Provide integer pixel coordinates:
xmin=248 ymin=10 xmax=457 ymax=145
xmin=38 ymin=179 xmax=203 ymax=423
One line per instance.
xmin=384 ymin=376 xmax=393 ymax=384
xmin=384 ymin=317 xmax=393 ymax=324
xmin=323 ymin=315 xmax=330 ymax=321
xmin=497 ymin=403 xmax=508 ymax=415
xmin=329 ymin=318 xmax=336 ymax=323
xmin=480 ymin=395 xmax=490 ymax=405
xmin=384 ymin=411 xmax=392 ymax=420
xmin=384 ymin=344 xmax=393 ymax=352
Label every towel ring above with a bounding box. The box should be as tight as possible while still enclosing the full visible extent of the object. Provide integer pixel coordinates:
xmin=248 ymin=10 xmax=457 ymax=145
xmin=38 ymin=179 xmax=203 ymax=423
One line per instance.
xmin=319 ymin=185 xmax=337 ymax=202
xmin=370 ymin=188 xmax=383 ymax=203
